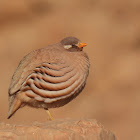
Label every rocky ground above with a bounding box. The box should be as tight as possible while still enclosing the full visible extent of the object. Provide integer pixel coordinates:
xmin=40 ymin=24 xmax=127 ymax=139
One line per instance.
xmin=0 ymin=119 xmax=117 ymax=140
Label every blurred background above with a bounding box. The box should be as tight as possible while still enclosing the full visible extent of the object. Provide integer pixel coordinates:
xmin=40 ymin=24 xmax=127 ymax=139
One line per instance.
xmin=0 ymin=0 xmax=140 ymax=139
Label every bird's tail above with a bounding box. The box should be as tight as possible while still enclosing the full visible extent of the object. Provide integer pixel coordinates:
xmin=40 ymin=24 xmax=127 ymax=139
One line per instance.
xmin=8 ymin=96 xmax=22 ymax=119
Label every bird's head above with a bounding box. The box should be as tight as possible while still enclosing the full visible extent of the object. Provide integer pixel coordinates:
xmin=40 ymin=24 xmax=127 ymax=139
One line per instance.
xmin=60 ymin=37 xmax=87 ymax=51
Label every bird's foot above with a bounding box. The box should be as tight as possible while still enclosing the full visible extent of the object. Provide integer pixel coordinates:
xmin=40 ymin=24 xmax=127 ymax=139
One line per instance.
xmin=45 ymin=108 xmax=53 ymax=121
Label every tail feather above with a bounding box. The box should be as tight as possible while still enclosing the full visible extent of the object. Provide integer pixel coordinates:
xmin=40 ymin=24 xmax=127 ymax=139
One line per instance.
xmin=8 ymin=97 xmax=22 ymax=119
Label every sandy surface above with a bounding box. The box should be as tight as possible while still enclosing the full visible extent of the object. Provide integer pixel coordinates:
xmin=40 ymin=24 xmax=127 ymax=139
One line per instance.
xmin=0 ymin=0 xmax=140 ymax=139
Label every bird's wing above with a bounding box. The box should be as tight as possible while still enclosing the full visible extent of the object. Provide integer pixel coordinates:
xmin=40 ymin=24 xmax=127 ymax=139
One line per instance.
xmin=9 ymin=48 xmax=64 ymax=95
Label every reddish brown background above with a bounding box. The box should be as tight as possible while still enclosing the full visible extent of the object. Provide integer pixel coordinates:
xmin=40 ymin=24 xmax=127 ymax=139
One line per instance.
xmin=0 ymin=0 xmax=140 ymax=139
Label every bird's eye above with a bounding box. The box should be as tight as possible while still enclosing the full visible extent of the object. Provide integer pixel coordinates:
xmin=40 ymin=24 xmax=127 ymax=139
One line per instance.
xmin=72 ymin=44 xmax=76 ymax=47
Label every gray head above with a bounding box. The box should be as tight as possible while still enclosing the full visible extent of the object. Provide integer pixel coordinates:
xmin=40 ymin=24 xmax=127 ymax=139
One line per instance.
xmin=60 ymin=37 xmax=87 ymax=51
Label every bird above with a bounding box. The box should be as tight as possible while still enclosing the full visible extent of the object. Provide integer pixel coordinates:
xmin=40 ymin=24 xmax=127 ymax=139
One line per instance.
xmin=8 ymin=36 xmax=90 ymax=120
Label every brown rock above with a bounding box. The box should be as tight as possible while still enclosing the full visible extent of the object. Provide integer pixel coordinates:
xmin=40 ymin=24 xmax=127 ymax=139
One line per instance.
xmin=0 ymin=119 xmax=117 ymax=140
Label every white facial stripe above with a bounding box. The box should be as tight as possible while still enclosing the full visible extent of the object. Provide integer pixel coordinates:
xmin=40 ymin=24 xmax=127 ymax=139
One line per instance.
xmin=64 ymin=45 xmax=72 ymax=49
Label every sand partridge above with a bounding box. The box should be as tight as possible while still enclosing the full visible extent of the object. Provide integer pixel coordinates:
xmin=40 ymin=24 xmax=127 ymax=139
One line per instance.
xmin=8 ymin=37 xmax=90 ymax=119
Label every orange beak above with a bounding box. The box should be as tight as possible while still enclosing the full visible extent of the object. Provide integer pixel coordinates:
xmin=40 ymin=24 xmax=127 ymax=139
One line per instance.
xmin=78 ymin=42 xmax=87 ymax=48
